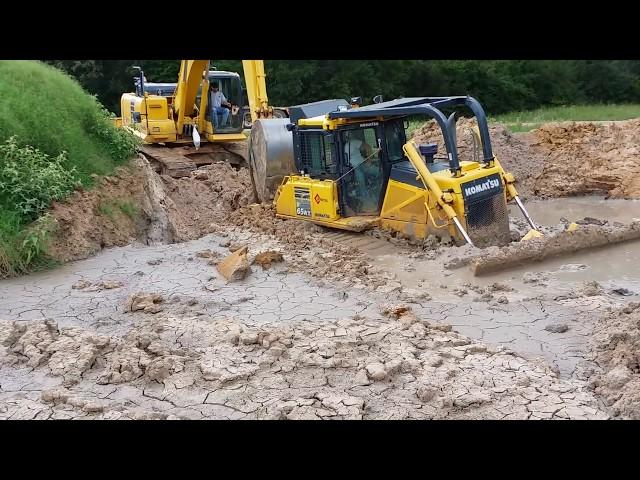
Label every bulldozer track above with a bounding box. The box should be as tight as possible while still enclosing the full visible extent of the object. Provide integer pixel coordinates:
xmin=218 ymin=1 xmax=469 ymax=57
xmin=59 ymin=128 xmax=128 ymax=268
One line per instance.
xmin=322 ymin=230 xmax=395 ymax=256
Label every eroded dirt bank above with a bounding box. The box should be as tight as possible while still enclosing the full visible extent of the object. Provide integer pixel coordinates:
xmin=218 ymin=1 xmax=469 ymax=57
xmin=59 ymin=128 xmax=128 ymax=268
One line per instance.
xmin=412 ymin=118 xmax=640 ymax=200
xmin=47 ymin=155 xmax=255 ymax=263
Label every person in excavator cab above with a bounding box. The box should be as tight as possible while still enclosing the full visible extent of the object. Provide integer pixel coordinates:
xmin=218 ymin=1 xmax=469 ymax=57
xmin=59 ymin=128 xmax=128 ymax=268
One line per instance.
xmin=344 ymin=129 xmax=381 ymax=213
xmin=208 ymin=81 xmax=232 ymax=129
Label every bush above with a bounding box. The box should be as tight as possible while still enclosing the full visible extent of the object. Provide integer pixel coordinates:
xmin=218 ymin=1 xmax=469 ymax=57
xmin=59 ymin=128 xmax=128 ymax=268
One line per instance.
xmin=86 ymin=104 xmax=139 ymax=164
xmin=0 ymin=211 xmax=56 ymax=277
xmin=0 ymin=136 xmax=81 ymax=222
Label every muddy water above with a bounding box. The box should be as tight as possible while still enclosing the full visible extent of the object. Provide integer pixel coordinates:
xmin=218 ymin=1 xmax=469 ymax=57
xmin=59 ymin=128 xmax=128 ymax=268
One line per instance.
xmin=337 ymin=198 xmax=640 ymax=377
xmin=512 ymin=196 xmax=640 ymax=226
xmin=361 ymin=197 xmax=640 ymax=302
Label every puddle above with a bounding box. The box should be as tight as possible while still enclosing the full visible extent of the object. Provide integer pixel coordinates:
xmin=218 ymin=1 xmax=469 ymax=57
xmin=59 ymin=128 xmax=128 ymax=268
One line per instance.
xmin=511 ymin=196 xmax=640 ymax=226
xmin=373 ymin=196 xmax=640 ymax=301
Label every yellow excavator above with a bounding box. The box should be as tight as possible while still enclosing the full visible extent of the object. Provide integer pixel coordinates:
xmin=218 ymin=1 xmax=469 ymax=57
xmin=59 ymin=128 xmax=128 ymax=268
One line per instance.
xmin=116 ymin=60 xmax=271 ymax=175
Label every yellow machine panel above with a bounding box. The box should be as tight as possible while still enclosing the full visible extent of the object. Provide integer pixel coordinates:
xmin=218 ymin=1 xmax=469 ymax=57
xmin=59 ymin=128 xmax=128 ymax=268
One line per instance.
xmin=120 ymin=93 xmax=177 ymax=142
xmin=429 ymin=161 xmax=506 ymax=219
xmin=379 ymin=158 xmax=510 ymax=244
xmin=275 ymin=175 xmax=339 ymax=220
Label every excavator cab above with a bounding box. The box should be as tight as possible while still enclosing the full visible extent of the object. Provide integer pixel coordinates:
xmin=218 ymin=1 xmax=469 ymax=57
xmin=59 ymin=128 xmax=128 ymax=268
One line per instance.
xmin=198 ymin=71 xmax=244 ymax=133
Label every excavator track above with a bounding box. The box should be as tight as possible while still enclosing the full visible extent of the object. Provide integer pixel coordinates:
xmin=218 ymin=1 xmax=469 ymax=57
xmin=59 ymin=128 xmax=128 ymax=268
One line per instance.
xmin=140 ymin=141 xmax=249 ymax=178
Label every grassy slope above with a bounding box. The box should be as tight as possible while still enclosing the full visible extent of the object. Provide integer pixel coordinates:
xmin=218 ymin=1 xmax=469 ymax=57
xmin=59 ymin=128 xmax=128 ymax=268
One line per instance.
xmin=0 ymin=60 xmax=129 ymax=183
xmin=0 ymin=60 xmax=137 ymax=276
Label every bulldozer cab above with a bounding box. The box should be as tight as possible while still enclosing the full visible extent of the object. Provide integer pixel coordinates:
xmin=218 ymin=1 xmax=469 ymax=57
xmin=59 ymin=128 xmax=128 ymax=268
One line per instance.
xmin=292 ymin=111 xmax=467 ymax=219
xmin=337 ymin=121 xmax=397 ymax=216
xmin=293 ymin=117 xmax=412 ymax=217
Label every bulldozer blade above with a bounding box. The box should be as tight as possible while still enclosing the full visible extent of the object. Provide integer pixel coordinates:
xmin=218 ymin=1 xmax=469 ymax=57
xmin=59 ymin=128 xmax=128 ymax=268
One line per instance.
xmin=472 ymin=221 xmax=640 ymax=276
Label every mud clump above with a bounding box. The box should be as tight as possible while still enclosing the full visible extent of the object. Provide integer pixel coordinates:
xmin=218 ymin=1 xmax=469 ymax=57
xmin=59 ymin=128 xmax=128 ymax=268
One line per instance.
xmin=252 ymin=251 xmax=284 ymax=270
xmin=127 ymin=293 xmax=164 ymax=314
xmin=587 ymin=302 xmax=640 ymax=418
xmin=380 ymin=304 xmax=412 ymax=318
xmin=576 ymin=281 xmax=605 ymax=297
xmin=196 ymin=249 xmax=222 ymax=265
xmin=72 ymin=280 xmax=123 ymax=292
xmin=216 ymin=246 xmax=250 ymax=282
xmin=545 ymin=323 xmax=569 ymax=334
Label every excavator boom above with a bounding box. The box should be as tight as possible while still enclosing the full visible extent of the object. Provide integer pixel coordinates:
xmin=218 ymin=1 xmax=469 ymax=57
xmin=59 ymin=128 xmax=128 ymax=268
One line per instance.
xmin=242 ymin=60 xmax=272 ymax=123
xmin=173 ymin=60 xmax=210 ymax=134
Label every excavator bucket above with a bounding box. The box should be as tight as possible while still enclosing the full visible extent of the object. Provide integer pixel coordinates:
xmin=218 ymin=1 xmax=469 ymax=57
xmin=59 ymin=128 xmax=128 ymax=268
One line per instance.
xmin=216 ymin=246 xmax=250 ymax=282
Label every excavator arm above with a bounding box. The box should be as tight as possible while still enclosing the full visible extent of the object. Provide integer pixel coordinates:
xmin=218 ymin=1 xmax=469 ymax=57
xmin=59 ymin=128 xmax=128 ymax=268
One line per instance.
xmin=242 ymin=60 xmax=272 ymax=123
xmin=173 ymin=60 xmax=272 ymax=131
xmin=173 ymin=60 xmax=210 ymax=134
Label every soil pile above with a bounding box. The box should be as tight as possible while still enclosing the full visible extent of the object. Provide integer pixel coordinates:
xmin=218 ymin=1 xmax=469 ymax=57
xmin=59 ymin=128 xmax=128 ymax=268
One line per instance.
xmin=587 ymin=302 xmax=640 ymax=419
xmin=412 ymin=118 xmax=640 ymax=201
xmin=532 ymin=120 xmax=640 ymax=199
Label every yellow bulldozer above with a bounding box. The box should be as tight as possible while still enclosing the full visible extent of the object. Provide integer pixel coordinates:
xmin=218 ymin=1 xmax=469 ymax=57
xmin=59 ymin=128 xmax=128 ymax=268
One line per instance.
xmin=248 ymin=96 xmax=542 ymax=249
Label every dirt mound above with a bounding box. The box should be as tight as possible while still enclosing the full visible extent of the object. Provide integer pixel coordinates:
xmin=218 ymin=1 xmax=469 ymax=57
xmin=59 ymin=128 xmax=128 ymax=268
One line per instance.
xmin=412 ymin=118 xmax=640 ymax=201
xmin=221 ymin=204 xmax=393 ymax=290
xmin=587 ymin=302 xmax=640 ymax=419
xmin=411 ymin=118 xmax=546 ymax=199
xmin=161 ymin=161 xmax=254 ymax=239
xmin=532 ymin=120 xmax=640 ymax=199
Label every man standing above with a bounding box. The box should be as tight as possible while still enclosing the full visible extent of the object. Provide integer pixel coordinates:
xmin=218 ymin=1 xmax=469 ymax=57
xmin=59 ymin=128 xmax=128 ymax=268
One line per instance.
xmin=208 ymin=82 xmax=231 ymax=129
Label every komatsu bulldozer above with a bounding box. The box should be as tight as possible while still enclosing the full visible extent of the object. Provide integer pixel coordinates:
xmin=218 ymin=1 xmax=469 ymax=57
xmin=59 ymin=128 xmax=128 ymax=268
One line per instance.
xmin=248 ymin=96 xmax=541 ymax=248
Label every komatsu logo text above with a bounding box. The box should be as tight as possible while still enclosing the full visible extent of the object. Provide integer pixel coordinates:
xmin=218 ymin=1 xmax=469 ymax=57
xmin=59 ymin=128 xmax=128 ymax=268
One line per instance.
xmin=464 ymin=178 xmax=500 ymax=197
